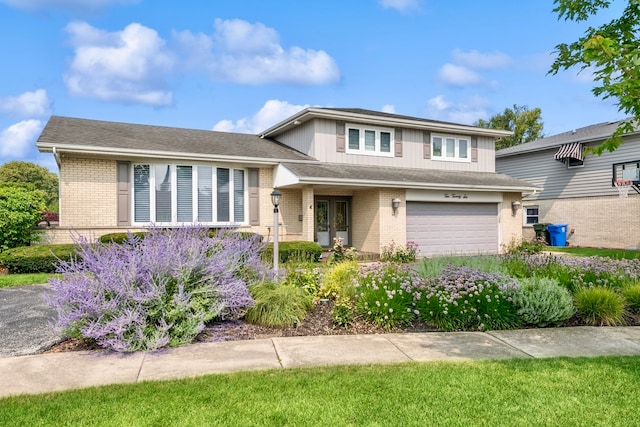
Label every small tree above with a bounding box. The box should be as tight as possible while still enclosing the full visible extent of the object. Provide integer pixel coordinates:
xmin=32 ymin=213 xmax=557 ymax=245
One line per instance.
xmin=0 ymin=161 xmax=59 ymax=211
xmin=0 ymin=183 xmax=46 ymax=252
xmin=474 ymin=105 xmax=544 ymax=150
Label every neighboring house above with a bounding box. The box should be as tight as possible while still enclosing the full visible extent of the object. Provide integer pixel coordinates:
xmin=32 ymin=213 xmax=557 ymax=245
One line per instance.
xmin=496 ymin=119 xmax=640 ymax=249
xmin=36 ymin=108 xmax=537 ymax=256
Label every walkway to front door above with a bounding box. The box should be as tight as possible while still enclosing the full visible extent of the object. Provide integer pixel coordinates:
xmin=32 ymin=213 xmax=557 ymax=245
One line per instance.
xmin=315 ymin=197 xmax=350 ymax=247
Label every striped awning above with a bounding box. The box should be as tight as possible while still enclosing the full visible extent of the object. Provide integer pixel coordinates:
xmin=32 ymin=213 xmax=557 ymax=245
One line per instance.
xmin=554 ymin=142 xmax=584 ymax=162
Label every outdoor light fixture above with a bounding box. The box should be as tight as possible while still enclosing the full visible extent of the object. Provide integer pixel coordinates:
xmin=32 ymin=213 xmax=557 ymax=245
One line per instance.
xmin=392 ymin=198 xmax=401 ymax=216
xmin=511 ymin=200 xmax=522 ymax=216
xmin=271 ymin=189 xmax=282 ymax=274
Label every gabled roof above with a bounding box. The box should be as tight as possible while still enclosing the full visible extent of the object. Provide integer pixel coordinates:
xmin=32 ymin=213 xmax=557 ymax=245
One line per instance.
xmin=37 ymin=116 xmax=313 ymax=164
xmin=275 ymin=162 xmax=540 ymax=193
xmin=260 ymin=107 xmax=513 ymax=139
xmin=496 ymin=119 xmax=634 ymax=158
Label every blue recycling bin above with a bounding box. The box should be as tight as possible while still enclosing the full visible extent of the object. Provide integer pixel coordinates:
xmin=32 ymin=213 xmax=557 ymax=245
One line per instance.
xmin=547 ymin=224 xmax=568 ymax=247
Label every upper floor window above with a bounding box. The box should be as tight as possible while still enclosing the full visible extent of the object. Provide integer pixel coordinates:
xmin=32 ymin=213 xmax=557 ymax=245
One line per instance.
xmin=133 ymin=163 xmax=246 ymax=225
xmin=432 ymin=134 xmax=470 ymax=162
xmin=346 ymin=124 xmax=394 ymax=157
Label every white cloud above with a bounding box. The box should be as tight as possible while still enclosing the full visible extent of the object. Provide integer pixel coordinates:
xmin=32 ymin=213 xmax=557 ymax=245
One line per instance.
xmin=451 ymin=49 xmax=512 ymax=69
xmin=381 ymin=104 xmax=396 ymax=114
xmin=213 ymin=99 xmax=308 ymax=134
xmin=426 ymin=95 xmax=490 ymax=125
xmin=378 ymin=0 xmax=421 ymax=13
xmin=0 ymin=0 xmax=138 ymax=11
xmin=173 ymin=19 xmax=340 ymax=85
xmin=438 ymin=64 xmax=484 ymax=86
xmin=0 ymin=89 xmax=51 ymax=118
xmin=0 ymin=120 xmax=44 ymax=158
xmin=63 ymin=21 xmax=175 ymax=106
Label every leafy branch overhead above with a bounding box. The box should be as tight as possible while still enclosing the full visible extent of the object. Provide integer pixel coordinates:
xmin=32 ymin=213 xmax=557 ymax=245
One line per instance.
xmin=549 ymin=0 xmax=640 ymax=154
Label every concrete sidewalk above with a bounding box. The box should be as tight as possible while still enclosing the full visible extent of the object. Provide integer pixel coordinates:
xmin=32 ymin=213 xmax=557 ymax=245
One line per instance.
xmin=1 ymin=326 xmax=640 ymax=398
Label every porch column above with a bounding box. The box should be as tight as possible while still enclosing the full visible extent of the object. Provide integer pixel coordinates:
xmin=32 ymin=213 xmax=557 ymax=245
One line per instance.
xmin=301 ymin=186 xmax=315 ymax=242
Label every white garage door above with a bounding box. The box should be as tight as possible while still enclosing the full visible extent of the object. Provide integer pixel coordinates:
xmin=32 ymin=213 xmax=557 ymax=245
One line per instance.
xmin=406 ymin=202 xmax=498 ymax=256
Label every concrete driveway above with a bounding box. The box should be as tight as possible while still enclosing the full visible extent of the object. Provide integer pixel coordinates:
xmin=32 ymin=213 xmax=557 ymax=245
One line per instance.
xmin=0 ymin=284 xmax=61 ymax=357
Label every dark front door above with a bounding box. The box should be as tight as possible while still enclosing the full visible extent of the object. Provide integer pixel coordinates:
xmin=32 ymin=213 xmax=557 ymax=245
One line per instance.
xmin=315 ymin=197 xmax=350 ymax=247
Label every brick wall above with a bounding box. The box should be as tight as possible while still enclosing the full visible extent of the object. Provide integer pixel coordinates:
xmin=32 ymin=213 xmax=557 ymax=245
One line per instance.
xmin=526 ymin=195 xmax=640 ymax=249
xmin=501 ymin=192 xmax=524 ymax=251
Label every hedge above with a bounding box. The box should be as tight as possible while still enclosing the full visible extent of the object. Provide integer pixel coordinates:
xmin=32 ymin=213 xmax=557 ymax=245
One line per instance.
xmin=0 ymin=244 xmax=77 ymax=274
xmin=262 ymin=241 xmax=323 ymax=263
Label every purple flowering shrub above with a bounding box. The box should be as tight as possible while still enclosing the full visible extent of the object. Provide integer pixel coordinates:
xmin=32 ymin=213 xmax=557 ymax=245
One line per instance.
xmin=415 ymin=265 xmax=520 ymax=331
xmin=354 ymin=263 xmax=419 ymax=328
xmin=47 ymin=226 xmax=264 ymax=352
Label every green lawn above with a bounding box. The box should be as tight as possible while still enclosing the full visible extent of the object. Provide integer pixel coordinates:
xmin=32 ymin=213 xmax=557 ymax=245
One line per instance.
xmin=548 ymin=247 xmax=640 ymax=259
xmin=1 ymin=356 xmax=639 ymax=426
xmin=0 ymin=273 xmax=56 ymax=288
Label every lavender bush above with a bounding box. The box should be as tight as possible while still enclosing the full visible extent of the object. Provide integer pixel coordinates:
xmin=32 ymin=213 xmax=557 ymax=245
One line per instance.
xmin=512 ymin=277 xmax=575 ymax=327
xmin=415 ymin=265 xmax=520 ymax=331
xmin=354 ymin=263 xmax=419 ymax=328
xmin=47 ymin=226 xmax=265 ymax=352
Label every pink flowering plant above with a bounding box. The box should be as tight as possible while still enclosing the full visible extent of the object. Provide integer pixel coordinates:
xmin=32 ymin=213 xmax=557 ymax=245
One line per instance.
xmin=354 ymin=263 xmax=420 ymax=328
xmin=47 ymin=226 xmax=265 ymax=352
xmin=328 ymin=237 xmax=358 ymax=264
xmin=415 ymin=265 xmax=520 ymax=331
xmin=380 ymin=241 xmax=419 ymax=263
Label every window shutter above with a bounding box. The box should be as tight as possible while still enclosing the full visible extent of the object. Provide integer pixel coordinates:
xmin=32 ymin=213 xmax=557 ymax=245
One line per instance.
xmin=336 ymin=121 xmax=345 ymax=153
xmin=471 ymin=136 xmax=478 ymax=162
xmin=117 ymin=162 xmax=130 ymax=225
xmin=394 ymin=128 xmax=403 ymax=157
xmin=248 ymin=168 xmax=260 ymax=225
xmin=423 ymin=131 xmax=431 ymax=159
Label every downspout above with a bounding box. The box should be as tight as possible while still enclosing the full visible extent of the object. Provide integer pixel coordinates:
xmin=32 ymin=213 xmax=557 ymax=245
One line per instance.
xmin=52 ymin=146 xmax=61 ymax=168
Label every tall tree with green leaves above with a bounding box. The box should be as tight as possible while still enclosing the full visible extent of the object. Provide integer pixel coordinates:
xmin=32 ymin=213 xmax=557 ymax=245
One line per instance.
xmin=549 ymin=0 xmax=640 ymax=154
xmin=0 ymin=161 xmax=58 ymax=211
xmin=474 ymin=105 xmax=544 ymax=150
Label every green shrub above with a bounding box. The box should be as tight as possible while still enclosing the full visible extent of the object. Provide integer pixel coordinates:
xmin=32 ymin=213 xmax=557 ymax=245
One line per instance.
xmin=99 ymin=232 xmax=147 ymax=244
xmin=0 ymin=244 xmax=77 ymax=273
xmin=621 ymin=284 xmax=640 ymax=312
xmin=326 ymin=237 xmax=358 ymax=265
xmin=513 ymin=277 xmax=575 ymax=327
xmin=319 ymin=260 xmax=359 ymax=300
xmin=283 ymin=263 xmax=322 ymax=296
xmin=262 ymin=241 xmax=323 ymax=263
xmin=245 ymin=281 xmax=313 ymax=327
xmin=331 ymin=297 xmax=354 ymax=327
xmin=354 ymin=263 xmax=417 ymax=329
xmin=574 ymin=287 xmax=627 ymax=326
xmin=505 ymin=237 xmax=546 ymax=255
xmin=380 ymin=241 xmax=419 ymax=263
xmin=0 ymin=183 xmax=47 ymax=252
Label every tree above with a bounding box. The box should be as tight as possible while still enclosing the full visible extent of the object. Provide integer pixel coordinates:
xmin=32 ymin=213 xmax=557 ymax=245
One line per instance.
xmin=549 ymin=0 xmax=640 ymax=154
xmin=0 ymin=161 xmax=58 ymax=211
xmin=474 ymin=105 xmax=544 ymax=150
xmin=0 ymin=183 xmax=46 ymax=252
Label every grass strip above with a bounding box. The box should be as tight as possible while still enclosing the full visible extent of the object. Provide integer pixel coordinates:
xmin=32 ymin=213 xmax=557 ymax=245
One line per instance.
xmin=1 ymin=356 xmax=639 ymax=426
xmin=0 ymin=273 xmax=56 ymax=288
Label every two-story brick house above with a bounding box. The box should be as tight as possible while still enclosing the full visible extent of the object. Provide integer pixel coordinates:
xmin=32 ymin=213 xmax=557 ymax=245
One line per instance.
xmin=36 ymin=108 xmax=538 ymax=256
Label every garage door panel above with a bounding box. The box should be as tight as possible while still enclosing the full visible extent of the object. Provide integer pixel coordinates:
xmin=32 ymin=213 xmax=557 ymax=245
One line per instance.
xmin=406 ymin=202 xmax=498 ymax=256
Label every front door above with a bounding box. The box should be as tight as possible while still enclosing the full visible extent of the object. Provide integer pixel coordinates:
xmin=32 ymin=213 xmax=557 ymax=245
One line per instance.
xmin=315 ymin=197 xmax=350 ymax=247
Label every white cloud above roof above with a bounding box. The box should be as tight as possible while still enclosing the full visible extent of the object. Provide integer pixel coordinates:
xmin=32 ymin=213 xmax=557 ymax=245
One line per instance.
xmin=173 ymin=19 xmax=340 ymax=85
xmin=381 ymin=104 xmax=396 ymax=113
xmin=0 ymin=89 xmax=51 ymax=118
xmin=213 ymin=99 xmax=308 ymax=134
xmin=426 ymin=95 xmax=490 ymax=125
xmin=0 ymin=119 xmax=44 ymax=158
xmin=378 ymin=0 xmax=421 ymax=13
xmin=438 ymin=64 xmax=484 ymax=86
xmin=63 ymin=21 xmax=175 ymax=106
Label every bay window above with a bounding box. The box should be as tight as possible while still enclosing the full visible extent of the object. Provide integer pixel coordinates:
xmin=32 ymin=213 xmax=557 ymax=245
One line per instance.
xmin=133 ymin=163 xmax=246 ymax=225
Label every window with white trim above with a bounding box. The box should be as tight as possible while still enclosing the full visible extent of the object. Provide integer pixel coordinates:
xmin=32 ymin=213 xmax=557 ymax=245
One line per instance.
xmin=132 ymin=163 xmax=246 ymax=225
xmin=432 ymin=134 xmax=470 ymax=162
xmin=346 ymin=124 xmax=394 ymax=157
xmin=524 ymin=206 xmax=539 ymax=225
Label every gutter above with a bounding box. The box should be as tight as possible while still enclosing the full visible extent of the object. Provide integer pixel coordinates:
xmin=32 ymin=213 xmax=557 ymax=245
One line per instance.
xmin=52 ymin=146 xmax=61 ymax=168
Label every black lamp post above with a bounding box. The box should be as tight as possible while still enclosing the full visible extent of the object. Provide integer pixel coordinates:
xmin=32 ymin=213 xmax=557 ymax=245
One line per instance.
xmin=271 ymin=189 xmax=281 ymax=273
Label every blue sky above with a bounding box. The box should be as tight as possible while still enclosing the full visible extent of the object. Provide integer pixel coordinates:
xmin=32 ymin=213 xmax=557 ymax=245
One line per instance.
xmin=0 ymin=0 xmax=627 ymax=172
